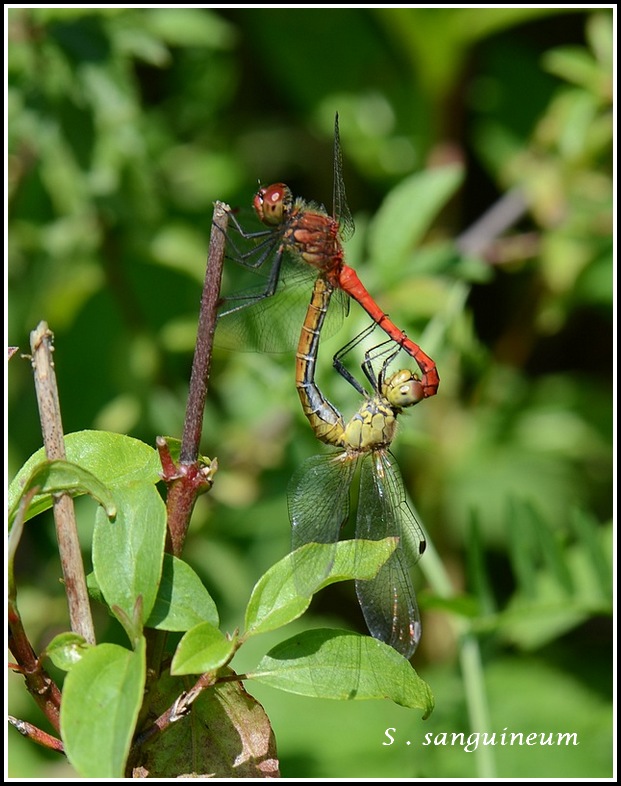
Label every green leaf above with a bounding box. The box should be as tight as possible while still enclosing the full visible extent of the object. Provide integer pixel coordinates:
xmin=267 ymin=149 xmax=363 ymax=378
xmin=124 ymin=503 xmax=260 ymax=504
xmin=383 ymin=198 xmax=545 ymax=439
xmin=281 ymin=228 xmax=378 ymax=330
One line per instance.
xmin=529 ymin=502 xmax=574 ymax=594
xmin=92 ymin=484 xmax=167 ymax=626
xmin=542 ymin=46 xmax=607 ymax=95
xmin=376 ymin=8 xmax=560 ymax=99
xmin=420 ymin=590 xmax=480 ymax=618
xmin=244 ymin=538 xmax=398 ymax=637
xmin=250 ymin=628 xmax=434 ymax=715
xmin=570 ymin=508 xmax=613 ymax=599
xmin=146 ymin=554 xmax=219 ymax=632
xmin=170 ymin=623 xmax=236 ymax=676
xmin=61 ymin=639 xmax=146 ymax=778
xmin=586 ymin=12 xmax=613 ymax=70
xmin=8 ymin=431 xmax=161 ymax=523
xmin=7 ymin=436 xmax=161 ymax=614
xmin=506 ymin=497 xmax=539 ymax=599
xmin=43 ymin=632 xmax=92 ymax=671
xmin=466 ymin=509 xmax=496 ymax=617
xmin=142 ymin=8 xmax=236 ymax=49
xmin=492 ymin=521 xmax=613 ymax=650
xmin=367 ymin=165 xmax=464 ymax=282
xmin=7 ymin=458 xmax=117 ymax=529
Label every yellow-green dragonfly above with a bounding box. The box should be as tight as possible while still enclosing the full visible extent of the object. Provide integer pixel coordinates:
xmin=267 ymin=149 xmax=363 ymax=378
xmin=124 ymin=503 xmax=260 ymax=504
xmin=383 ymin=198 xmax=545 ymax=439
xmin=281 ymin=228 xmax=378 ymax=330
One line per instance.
xmin=289 ymin=276 xmax=427 ymax=658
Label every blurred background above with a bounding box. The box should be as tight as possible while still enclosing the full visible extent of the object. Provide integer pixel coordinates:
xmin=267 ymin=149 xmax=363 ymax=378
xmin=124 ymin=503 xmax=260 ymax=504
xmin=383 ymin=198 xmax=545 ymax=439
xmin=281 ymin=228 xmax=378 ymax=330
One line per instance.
xmin=7 ymin=8 xmax=613 ymax=778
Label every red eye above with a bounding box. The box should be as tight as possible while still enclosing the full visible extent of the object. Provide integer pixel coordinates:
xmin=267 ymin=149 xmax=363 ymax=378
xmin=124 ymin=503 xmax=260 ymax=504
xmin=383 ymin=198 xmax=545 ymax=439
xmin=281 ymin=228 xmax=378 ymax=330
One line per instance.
xmin=253 ymin=183 xmax=290 ymax=226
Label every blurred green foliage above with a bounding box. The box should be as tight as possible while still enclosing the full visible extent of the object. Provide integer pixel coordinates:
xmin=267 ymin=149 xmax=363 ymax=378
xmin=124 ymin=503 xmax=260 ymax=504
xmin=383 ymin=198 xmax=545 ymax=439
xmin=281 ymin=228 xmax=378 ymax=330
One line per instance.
xmin=8 ymin=8 xmax=612 ymax=779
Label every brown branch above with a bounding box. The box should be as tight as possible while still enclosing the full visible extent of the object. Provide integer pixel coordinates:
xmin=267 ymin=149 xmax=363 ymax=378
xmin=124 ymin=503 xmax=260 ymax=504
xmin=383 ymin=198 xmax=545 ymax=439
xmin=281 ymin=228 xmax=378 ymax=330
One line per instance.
xmin=181 ymin=201 xmax=229 ymax=463
xmin=30 ymin=323 xmax=95 ymax=643
xmin=456 ymin=187 xmax=528 ymax=259
xmin=132 ymin=671 xmax=217 ymax=749
xmin=8 ymin=606 xmax=63 ymax=734
xmin=8 ymin=716 xmax=64 ymax=753
xmin=164 ymin=202 xmax=229 ymax=557
xmin=8 ymin=488 xmax=64 ymax=733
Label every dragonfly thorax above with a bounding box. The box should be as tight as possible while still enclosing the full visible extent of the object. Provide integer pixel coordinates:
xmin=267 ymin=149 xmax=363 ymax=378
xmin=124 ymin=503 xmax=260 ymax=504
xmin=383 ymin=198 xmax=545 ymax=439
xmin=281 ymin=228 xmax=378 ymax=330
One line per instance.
xmin=343 ymin=396 xmax=397 ymax=451
xmin=253 ymin=183 xmax=294 ymax=227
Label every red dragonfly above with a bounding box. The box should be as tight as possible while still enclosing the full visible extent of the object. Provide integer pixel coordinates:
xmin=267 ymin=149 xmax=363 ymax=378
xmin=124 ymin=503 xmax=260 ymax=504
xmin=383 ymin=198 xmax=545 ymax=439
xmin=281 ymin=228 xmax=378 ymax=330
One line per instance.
xmin=218 ymin=114 xmax=439 ymax=399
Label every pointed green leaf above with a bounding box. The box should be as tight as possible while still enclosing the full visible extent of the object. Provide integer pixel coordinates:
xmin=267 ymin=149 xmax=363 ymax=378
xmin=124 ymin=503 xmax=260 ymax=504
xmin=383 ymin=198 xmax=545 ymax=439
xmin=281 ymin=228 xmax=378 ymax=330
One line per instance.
xmin=586 ymin=12 xmax=612 ymax=69
xmin=43 ymin=632 xmax=92 ymax=671
xmin=61 ymin=639 xmax=146 ymax=778
xmin=367 ymin=165 xmax=464 ymax=280
xmin=244 ymin=538 xmax=397 ymax=637
xmin=8 ymin=431 xmax=161 ymax=523
xmin=506 ymin=497 xmax=538 ymax=599
xmin=146 ymin=554 xmax=219 ymax=632
xmin=466 ymin=509 xmax=496 ymax=616
xmin=8 ymin=459 xmax=116 ymax=529
xmin=543 ymin=46 xmax=605 ymax=93
xmin=528 ymin=502 xmax=574 ymax=594
xmin=92 ymin=484 xmax=166 ymax=625
xmin=250 ymin=628 xmax=433 ymax=715
xmin=570 ymin=508 xmax=612 ymax=598
xmin=171 ymin=623 xmax=236 ymax=676
xmin=495 ymin=522 xmax=613 ymax=650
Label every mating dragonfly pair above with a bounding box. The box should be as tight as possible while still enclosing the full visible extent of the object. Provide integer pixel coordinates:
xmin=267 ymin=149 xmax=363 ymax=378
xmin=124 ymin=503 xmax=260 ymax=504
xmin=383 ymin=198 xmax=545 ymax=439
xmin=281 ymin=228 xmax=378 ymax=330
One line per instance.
xmin=217 ymin=115 xmax=438 ymax=659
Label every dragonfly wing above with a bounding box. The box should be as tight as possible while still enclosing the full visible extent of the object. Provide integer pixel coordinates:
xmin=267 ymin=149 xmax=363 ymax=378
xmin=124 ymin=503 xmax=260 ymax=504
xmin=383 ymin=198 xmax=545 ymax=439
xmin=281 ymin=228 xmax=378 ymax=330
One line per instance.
xmin=332 ymin=113 xmax=355 ymax=242
xmin=288 ymin=452 xmax=358 ymax=594
xmin=355 ymin=451 xmax=426 ymax=658
xmin=216 ymin=264 xmax=348 ymax=353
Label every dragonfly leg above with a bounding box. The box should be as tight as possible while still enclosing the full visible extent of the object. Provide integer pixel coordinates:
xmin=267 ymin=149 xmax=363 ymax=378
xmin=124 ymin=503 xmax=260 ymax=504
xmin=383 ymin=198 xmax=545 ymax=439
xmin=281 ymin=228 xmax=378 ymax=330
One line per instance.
xmin=332 ymin=325 xmax=403 ymax=395
xmin=217 ymin=248 xmax=284 ymax=317
xmin=361 ymin=338 xmax=403 ymax=390
xmin=223 ymin=215 xmax=277 ymax=268
xmin=225 ymin=209 xmax=273 ymax=243
xmin=213 ymin=207 xmax=283 ymax=276
xmin=332 ymin=322 xmax=379 ymax=396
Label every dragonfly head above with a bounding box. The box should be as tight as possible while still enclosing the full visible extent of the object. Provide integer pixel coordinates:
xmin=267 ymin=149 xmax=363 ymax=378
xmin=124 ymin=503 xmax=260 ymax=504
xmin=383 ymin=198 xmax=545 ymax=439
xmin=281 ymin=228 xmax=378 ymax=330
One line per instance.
xmin=253 ymin=183 xmax=293 ymax=227
xmin=382 ymin=370 xmax=424 ymax=410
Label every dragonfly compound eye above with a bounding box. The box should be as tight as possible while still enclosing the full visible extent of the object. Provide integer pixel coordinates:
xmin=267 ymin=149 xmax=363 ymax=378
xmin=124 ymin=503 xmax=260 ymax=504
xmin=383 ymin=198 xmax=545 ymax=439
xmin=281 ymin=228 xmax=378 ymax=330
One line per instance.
xmin=253 ymin=183 xmax=292 ymax=227
xmin=383 ymin=370 xmax=424 ymax=409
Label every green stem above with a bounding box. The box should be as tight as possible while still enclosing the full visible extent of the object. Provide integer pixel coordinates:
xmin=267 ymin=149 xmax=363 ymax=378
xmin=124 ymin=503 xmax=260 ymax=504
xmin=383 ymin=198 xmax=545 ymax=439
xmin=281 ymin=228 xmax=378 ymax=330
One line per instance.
xmin=417 ymin=531 xmax=495 ymax=778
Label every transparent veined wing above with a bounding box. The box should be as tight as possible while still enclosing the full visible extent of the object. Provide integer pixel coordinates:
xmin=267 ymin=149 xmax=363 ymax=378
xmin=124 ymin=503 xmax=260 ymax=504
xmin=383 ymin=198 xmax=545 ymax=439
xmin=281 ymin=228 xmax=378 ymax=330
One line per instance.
xmin=332 ymin=113 xmax=355 ymax=242
xmin=216 ymin=242 xmax=348 ymax=353
xmin=355 ymin=451 xmax=426 ymax=659
xmin=287 ymin=451 xmax=358 ymax=595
